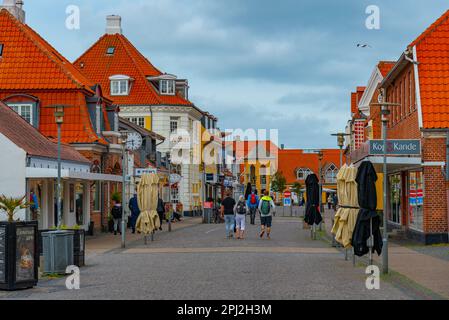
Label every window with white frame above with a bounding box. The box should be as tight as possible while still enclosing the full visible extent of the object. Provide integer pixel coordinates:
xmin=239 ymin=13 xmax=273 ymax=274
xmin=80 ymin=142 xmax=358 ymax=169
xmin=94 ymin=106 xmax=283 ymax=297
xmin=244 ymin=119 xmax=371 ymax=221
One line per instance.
xmin=296 ymin=168 xmax=313 ymax=180
xmin=160 ymin=79 xmax=175 ymax=95
xmin=170 ymin=187 xmax=179 ymax=203
xmin=325 ymin=164 xmax=338 ymax=183
xmin=9 ymin=104 xmax=33 ymax=125
xmin=170 ymin=117 xmax=179 ymax=133
xmin=127 ymin=117 xmax=145 ymax=128
xmin=111 ymin=79 xmax=129 ymax=96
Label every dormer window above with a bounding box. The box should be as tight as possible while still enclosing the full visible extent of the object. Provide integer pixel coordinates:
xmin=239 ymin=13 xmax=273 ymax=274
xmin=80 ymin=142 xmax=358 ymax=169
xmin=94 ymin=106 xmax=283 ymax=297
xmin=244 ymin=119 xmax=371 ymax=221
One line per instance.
xmin=160 ymin=79 xmax=175 ymax=95
xmin=106 ymin=47 xmax=115 ymax=55
xmin=109 ymin=75 xmax=132 ymax=96
xmin=0 ymin=44 xmax=3 ymax=57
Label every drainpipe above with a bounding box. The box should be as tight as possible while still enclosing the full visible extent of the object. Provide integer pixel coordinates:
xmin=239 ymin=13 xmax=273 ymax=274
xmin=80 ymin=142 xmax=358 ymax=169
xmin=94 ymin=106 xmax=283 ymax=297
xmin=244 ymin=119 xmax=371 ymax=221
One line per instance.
xmin=446 ymin=131 xmax=449 ymax=241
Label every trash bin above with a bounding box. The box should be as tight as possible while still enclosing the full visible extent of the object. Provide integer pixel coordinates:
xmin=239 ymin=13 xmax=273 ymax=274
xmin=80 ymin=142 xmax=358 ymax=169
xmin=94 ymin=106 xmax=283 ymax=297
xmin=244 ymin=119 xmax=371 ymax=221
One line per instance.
xmin=42 ymin=230 xmax=74 ymax=274
xmin=0 ymin=221 xmax=39 ymax=291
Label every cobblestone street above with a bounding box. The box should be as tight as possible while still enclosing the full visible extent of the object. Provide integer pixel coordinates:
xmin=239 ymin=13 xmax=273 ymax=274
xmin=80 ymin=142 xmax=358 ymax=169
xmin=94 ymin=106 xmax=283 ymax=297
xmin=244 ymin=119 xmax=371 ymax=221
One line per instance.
xmin=0 ymin=217 xmax=433 ymax=300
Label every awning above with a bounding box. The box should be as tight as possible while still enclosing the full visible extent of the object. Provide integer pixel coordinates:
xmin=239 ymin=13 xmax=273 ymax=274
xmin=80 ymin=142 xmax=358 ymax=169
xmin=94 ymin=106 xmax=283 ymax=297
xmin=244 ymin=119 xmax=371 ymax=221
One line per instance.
xmin=26 ymin=168 xmax=122 ymax=182
xmin=353 ymin=156 xmax=422 ymax=173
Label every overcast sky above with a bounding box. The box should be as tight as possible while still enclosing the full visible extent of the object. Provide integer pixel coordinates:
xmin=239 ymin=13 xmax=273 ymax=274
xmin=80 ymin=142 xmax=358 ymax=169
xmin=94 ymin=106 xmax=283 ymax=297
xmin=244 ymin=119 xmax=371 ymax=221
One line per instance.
xmin=24 ymin=0 xmax=449 ymax=149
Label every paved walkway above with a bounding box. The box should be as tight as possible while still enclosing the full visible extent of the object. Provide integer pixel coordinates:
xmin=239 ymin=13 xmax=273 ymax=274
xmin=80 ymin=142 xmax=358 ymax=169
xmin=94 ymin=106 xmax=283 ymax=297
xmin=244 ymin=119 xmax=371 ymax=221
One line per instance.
xmin=0 ymin=215 xmax=422 ymax=300
xmin=322 ymin=208 xmax=449 ymax=299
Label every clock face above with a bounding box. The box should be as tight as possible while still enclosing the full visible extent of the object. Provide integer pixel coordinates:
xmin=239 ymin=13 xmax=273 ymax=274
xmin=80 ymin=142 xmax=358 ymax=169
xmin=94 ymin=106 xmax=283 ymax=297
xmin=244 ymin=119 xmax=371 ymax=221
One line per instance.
xmin=126 ymin=132 xmax=143 ymax=151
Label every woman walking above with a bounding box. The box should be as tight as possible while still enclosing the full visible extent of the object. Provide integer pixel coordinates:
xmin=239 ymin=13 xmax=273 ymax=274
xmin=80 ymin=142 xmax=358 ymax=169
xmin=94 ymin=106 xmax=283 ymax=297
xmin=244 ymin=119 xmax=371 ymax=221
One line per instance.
xmin=234 ymin=195 xmax=248 ymax=239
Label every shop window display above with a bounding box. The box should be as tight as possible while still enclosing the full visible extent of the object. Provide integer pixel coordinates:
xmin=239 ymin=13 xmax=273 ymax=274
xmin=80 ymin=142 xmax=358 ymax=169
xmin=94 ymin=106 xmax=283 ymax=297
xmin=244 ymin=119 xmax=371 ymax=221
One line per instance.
xmin=408 ymin=171 xmax=424 ymax=231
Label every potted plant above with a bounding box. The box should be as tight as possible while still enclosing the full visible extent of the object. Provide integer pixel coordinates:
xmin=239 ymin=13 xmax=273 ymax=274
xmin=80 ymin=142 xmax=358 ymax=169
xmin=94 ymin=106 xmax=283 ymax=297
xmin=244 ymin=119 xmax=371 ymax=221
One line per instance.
xmin=0 ymin=195 xmax=38 ymax=291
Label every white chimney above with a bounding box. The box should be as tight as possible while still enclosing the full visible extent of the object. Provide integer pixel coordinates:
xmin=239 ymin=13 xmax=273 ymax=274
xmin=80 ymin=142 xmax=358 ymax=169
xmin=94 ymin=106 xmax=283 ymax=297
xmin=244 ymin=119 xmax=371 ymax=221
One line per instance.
xmin=106 ymin=15 xmax=122 ymax=35
xmin=1 ymin=0 xmax=25 ymax=23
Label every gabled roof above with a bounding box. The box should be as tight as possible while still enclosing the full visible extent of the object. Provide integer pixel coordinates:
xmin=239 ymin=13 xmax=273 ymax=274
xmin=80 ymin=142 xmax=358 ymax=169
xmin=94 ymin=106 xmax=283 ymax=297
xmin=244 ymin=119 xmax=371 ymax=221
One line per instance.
xmin=407 ymin=9 xmax=449 ymax=129
xmin=119 ymin=117 xmax=165 ymax=141
xmin=0 ymin=9 xmax=96 ymax=93
xmin=74 ymin=33 xmax=193 ymax=107
xmin=0 ymin=102 xmax=90 ymax=164
xmin=377 ymin=61 xmax=396 ymax=77
xmin=229 ymin=140 xmax=279 ymax=161
xmin=278 ymin=149 xmax=341 ymax=184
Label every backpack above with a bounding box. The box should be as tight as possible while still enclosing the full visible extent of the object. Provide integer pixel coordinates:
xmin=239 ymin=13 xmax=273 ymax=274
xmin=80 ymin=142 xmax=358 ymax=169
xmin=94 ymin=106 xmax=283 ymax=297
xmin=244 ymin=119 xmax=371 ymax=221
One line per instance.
xmin=260 ymin=199 xmax=271 ymax=216
xmin=111 ymin=205 xmax=122 ymax=219
xmin=236 ymin=201 xmax=246 ymax=215
xmin=250 ymin=194 xmax=257 ymax=205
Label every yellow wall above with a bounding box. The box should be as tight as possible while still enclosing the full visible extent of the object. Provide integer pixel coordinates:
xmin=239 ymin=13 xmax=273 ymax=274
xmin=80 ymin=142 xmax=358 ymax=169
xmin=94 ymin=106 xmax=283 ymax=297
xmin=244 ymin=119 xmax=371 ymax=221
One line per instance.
xmin=144 ymin=116 xmax=152 ymax=131
xmin=243 ymin=160 xmax=272 ymax=195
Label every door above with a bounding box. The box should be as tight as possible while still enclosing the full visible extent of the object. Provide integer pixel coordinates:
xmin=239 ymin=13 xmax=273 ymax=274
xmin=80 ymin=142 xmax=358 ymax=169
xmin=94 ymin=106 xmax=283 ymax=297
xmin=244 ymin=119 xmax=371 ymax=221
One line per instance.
xmin=389 ymin=174 xmax=402 ymax=225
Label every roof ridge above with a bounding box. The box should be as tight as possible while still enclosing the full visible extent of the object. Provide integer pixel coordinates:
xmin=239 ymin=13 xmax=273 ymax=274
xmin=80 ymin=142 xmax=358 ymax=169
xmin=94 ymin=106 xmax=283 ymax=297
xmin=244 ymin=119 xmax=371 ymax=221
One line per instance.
xmin=117 ymin=34 xmax=164 ymax=105
xmin=409 ymin=9 xmax=449 ymax=47
xmin=0 ymin=10 xmax=95 ymax=94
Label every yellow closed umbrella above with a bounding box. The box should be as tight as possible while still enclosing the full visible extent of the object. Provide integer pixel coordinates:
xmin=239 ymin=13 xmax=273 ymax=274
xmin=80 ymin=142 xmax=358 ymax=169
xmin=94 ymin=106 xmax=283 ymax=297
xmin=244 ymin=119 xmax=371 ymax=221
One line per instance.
xmin=332 ymin=165 xmax=359 ymax=248
xmin=136 ymin=173 xmax=161 ymax=236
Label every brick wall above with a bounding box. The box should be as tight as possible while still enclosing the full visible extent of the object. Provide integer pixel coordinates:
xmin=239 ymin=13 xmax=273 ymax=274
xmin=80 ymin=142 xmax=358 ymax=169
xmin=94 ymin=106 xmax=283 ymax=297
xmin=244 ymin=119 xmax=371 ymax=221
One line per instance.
xmin=422 ymin=136 xmax=448 ymax=234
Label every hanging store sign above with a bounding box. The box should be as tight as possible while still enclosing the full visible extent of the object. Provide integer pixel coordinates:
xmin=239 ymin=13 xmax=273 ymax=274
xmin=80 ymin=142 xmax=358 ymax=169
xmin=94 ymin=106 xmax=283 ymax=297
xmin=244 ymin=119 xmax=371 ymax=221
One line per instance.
xmin=369 ymin=140 xmax=421 ymax=155
xmin=135 ymin=168 xmax=158 ymax=177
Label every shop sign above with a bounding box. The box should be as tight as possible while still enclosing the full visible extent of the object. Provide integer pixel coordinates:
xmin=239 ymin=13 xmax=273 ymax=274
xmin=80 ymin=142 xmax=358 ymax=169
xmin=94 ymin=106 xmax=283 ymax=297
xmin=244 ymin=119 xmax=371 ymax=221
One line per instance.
xmin=369 ymin=140 xmax=421 ymax=155
xmin=283 ymin=198 xmax=292 ymax=207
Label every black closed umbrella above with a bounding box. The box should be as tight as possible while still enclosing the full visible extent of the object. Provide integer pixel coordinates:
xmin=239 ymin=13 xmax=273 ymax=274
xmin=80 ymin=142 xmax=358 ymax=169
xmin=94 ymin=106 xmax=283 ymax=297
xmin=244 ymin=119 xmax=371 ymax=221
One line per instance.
xmin=351 ymin=161 xmax=383 ymax=257
xmin=304 ymin=174 xmax=322 ymax=225
xmin=244 ymin=183 xmax=252 ymax=200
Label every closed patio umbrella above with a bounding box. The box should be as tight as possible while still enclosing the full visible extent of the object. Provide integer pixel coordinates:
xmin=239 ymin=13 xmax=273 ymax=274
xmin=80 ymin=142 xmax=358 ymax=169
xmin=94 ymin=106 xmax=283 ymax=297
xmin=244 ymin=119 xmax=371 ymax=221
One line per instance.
xmin=136 ymin=173 xmax=161 ymax=236
xmin=351 ymin=161 xmax=383 ymax=257
xmin=332 ymin=164 xmax=359 ymax=248
xmin=304 ymin=174 xmax=322 ymax=226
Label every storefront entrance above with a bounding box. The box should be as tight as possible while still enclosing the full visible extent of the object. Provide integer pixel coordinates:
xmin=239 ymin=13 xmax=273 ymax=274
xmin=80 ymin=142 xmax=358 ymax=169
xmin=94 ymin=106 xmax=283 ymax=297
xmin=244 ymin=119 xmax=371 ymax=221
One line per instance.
xmin=389 ymin=174 xmax=402 ymax=225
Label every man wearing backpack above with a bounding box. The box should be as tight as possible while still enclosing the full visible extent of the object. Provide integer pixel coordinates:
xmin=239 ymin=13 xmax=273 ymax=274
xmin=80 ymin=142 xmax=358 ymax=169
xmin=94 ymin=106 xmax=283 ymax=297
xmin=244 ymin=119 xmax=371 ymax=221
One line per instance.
xmin=111 ymin=199 xmax=123 ymax=236
xmin=234 ymin=195 xmax=248 ymax=239
xmin=258 ymin=190 xmax=276 ymax=239
xmin=247 ymin=190 xmax=259 ymax=225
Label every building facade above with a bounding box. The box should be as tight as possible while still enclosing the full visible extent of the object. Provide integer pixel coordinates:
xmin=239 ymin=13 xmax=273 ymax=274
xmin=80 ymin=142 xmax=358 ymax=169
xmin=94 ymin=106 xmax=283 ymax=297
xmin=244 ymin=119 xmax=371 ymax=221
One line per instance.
xmin=74 ymin=15 xmax=209 ymax=215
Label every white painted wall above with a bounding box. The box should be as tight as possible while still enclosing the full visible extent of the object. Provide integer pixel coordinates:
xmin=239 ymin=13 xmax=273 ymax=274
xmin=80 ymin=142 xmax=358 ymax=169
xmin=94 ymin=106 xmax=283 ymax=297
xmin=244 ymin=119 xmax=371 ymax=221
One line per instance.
xmin=0 ymin=132 xmax=27 ymax=221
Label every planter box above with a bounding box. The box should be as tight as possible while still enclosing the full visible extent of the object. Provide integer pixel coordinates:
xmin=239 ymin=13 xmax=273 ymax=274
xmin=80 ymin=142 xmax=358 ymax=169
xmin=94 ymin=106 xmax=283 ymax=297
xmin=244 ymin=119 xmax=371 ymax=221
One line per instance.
xmin=0 ymin=221 xmax=39 ymax=291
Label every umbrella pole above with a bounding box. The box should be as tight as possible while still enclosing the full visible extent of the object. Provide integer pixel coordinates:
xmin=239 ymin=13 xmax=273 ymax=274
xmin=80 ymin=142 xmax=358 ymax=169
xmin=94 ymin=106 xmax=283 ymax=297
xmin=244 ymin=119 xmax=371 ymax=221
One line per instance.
xmin=369 ymin=217 xmax=373 ymax=266
xmin=144 ymin=235 xmax=147 ymax=245
xmin=151 ymin=230 xmax=154 ymax=242
xmin=352 ymin=248 xmax=356 ymax=267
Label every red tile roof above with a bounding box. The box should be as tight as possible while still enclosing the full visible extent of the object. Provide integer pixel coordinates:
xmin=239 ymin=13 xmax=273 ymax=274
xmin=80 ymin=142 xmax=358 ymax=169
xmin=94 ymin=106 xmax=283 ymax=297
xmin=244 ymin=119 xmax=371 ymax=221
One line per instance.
xmin=407 ymin=9 xmax=449 ymax=129
xmin=228 ymin=140 xmax=279 ymax=161
xmin=74 ymin=33 xmax=193 ymax=106
xmin=278 ymin=149 xmax=342 ymax=185
xmin=0 ymin=9 xmax=96 ymax=93
xmin=0 ymin=9 xmax=111 ymax=145
xmin=377 ymin=61 xmax=396 ymax=77
xmin=0 ymin=101 xmax=90 ymax=163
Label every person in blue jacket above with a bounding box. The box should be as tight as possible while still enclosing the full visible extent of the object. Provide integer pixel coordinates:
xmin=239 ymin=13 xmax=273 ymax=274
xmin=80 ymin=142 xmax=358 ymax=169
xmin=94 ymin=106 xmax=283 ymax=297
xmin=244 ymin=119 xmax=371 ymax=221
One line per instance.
xmin=247 ymin=189 xmax=259 ymax=225
xmin=128 ymin=194 xmax=140 ymax=234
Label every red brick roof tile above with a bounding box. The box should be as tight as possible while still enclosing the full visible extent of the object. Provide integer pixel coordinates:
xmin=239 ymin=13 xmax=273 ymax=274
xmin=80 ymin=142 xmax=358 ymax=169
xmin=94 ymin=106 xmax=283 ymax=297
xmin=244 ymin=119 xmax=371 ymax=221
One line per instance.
xmin=74 ymin=33 xmax=192 ymax=106
xmin=0 ymin=101 xmax=90 ymax=163
xmin=408 ymin=10 xmax=449 ymax=129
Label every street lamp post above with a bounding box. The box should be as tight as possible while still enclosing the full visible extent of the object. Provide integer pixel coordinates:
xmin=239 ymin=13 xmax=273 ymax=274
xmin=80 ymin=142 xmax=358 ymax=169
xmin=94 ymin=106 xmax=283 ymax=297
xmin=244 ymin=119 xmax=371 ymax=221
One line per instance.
xmin=372 ymin=96 xmax=401 ymax=274
xmin=119 ymin=131 xmax=129 ymax=249
xmin=54 ymin=106 xmax=64 ymax=229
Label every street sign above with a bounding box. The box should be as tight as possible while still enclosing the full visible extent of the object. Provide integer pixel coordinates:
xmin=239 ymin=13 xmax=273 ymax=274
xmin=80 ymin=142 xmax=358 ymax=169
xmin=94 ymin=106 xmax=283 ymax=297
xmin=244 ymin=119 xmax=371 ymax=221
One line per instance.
xmin=284 ymin=191 xmax=292 ymax=198
xmin=369 ymin=140 xmax=421 ymax=155
xmin=135 ymin=168 xmax=157 ymax=176
xmin=283 ymin=198 xmax=292 ymax=207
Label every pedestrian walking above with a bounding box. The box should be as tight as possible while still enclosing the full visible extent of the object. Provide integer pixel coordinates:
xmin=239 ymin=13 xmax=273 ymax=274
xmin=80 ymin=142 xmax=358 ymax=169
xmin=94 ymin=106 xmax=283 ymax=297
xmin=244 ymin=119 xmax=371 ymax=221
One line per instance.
xmin=234 ymin=195 xmax=248 ymax=239
xmin=258 ymin=190 xmax=275 ymax=239
xmin=111 ymin=199 xmax=122 ymax=236
xmin=156 ymin=196 xmax=165 ymax=231
xmin=220 ymin=190 xmax=236 ymax=239
xmin=327 ymin=194 xmax=333 ymax=210
xmin=246 ymin=189 xmax=259 ymax=225
xmin=128 ymin=194 xmax=140 ymax=234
